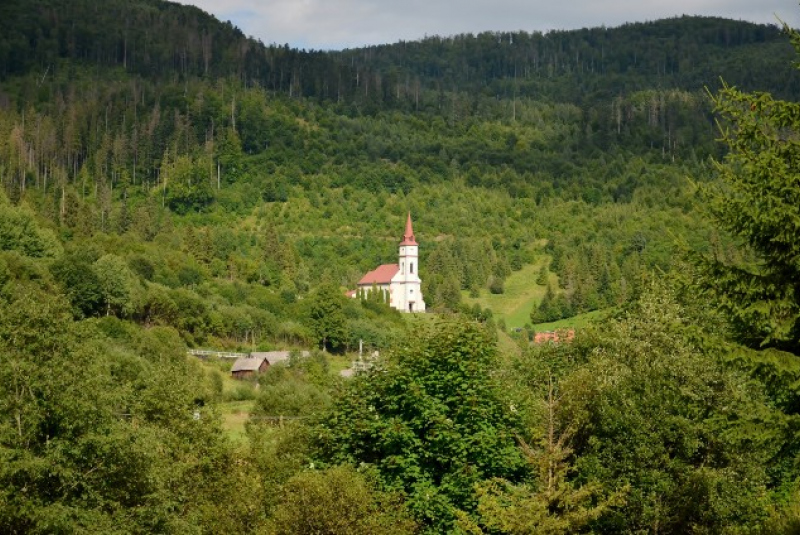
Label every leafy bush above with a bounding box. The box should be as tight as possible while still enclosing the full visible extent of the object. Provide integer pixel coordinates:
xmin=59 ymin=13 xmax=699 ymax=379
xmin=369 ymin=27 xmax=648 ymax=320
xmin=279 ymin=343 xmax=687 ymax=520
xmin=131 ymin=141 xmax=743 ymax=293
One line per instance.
xmin=488 ymin=275 xmax=505 ymax=294
xmin=252 ymin=378 xmax=331 ymax=418
xmin=268 ymin=465 xmax=418 ymax=535
xmin=223 ymin=382 xmax=258 ymax=402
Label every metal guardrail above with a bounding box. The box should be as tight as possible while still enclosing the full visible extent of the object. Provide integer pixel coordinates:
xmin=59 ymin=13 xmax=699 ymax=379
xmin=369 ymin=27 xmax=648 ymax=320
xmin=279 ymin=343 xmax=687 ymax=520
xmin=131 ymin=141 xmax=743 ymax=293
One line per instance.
xmin=187 ymin=349 xmax=249 ymax=359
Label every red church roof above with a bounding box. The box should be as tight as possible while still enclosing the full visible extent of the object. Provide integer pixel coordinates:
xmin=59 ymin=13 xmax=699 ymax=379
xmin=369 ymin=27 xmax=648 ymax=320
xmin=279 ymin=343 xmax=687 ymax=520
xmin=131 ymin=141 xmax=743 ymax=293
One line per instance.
xmin=357 ymin=264 xmax=399 ymax=285
xmin=400 ymin=212 xmax=418 ymax=246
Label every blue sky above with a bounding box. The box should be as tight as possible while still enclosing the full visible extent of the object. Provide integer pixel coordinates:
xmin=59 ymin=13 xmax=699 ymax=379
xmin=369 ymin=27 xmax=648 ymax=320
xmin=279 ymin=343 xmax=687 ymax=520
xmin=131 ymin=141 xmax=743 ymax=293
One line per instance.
xmin=177 ymin=0 xmax=800 ymax=50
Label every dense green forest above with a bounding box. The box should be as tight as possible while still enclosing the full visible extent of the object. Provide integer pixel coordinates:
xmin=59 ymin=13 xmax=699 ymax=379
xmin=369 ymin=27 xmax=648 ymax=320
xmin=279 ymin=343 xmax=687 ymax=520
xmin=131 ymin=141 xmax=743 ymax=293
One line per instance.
xmin=2 ymin=0 xmax=800 ymax=532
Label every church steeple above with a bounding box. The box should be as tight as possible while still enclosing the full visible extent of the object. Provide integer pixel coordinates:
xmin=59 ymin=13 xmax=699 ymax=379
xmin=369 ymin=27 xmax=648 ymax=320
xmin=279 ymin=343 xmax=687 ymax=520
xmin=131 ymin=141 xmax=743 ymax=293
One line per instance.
xmin=396 ymin=212 xmax=424 ymax=312
xmin=400 ymin=212 xmax=418 ymax=246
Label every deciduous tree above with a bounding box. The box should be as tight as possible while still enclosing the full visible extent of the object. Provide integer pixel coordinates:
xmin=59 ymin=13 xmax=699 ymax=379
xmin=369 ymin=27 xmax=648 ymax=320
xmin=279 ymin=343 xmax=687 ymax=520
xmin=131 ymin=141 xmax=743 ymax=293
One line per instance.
xmin=317 ymin=320 xmax=525 ymax=531
xmin=308 ymin=283 xmax=348 ymax=352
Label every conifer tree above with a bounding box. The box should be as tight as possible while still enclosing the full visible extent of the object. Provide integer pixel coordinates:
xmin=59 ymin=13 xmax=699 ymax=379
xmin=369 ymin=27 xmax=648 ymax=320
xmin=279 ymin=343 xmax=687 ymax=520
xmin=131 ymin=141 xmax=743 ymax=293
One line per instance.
xmin=532 ymin=284 xmax=558 ymax=324
xmin=696 ymin=26 xmax=800 ymax=354
xmin=475 ymin=371 xmax=622 ymax=534
xmin=536 ymin=264 xmax=549 ymax=285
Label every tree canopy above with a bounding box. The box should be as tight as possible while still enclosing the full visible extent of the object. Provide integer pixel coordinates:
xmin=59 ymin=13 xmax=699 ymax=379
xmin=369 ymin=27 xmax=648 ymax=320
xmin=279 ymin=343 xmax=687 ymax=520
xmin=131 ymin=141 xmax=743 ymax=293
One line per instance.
xmin=317 ymin=320 xmax=526 ymax=531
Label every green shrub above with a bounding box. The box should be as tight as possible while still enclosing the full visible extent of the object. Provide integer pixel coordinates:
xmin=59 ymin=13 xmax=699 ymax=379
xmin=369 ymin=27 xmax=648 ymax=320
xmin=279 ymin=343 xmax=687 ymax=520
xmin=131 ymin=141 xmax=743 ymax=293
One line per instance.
xmin=224 ymin=382 xmax=258 ymax=402
xmin=268 ymin=465 xmax=418 ymax=535
xmin=252 ymin=378 xmax=331 ymax=418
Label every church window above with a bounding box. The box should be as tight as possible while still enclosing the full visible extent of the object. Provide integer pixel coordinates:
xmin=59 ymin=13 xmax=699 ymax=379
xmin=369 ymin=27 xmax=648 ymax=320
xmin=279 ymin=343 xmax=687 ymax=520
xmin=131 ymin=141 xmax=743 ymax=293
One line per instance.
xmin=410 ymin=262 xmax=414 ymax=274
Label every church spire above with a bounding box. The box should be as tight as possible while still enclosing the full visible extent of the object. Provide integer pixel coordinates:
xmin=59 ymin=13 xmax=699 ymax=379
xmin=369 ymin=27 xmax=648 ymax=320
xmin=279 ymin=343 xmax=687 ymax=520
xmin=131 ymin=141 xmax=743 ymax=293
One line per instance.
xmin=400 ymin=212 xmax=418 ymax=246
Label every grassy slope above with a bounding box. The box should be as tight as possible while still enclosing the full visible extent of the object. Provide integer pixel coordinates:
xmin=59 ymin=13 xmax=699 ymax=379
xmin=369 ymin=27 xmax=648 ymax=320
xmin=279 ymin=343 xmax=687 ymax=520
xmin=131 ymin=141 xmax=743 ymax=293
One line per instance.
xmin=462 ymin=256 xmax=610 ymax=331
xmin=462 ymin=258 xmax=552 ymax=329
xmin=219 ymin=400 xmax=255 ymax=445
xmin=496 ymin=329 xmax=523 ymax=359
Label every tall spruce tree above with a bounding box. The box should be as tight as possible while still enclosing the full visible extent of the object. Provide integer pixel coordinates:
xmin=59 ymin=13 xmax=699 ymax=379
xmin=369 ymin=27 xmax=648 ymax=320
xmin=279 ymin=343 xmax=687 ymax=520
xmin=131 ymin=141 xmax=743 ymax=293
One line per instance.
xmin=696 ymin=25 xmax=800 ymax=355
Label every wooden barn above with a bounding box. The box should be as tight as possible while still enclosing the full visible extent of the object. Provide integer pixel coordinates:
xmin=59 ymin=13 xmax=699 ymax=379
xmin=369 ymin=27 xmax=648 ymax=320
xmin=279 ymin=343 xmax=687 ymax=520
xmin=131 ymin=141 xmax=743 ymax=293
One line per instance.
xmin=230 ymin=351 xmax=310 ymax=380
xmin=230 ymin=356 xmax=269 ymax=379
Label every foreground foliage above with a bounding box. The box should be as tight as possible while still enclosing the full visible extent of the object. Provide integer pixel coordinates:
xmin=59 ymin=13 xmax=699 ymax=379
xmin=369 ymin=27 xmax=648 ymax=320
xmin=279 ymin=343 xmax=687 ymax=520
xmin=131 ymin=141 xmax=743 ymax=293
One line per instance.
xmin=0 ymin=281 xmax=265 ymax=533
xmin=317 ymin=320 xmax=526 ymax=531
xmin=494 ymin=284 xmax=787 ymax=533
xmin=267 ymin=465 xmax=418 ymax=535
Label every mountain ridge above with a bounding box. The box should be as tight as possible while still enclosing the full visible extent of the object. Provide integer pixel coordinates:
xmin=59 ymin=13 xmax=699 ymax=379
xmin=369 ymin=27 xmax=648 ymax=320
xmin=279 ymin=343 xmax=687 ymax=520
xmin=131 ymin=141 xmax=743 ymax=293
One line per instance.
xmin=2 ymin=1 xmax=798 ymax=104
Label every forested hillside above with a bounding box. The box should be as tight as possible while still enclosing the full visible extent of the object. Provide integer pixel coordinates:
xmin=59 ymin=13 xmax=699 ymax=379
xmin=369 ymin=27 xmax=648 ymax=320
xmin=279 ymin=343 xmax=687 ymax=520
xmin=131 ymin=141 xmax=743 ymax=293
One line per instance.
xmin=2 ymin=0 xmax=800 ymax=531
xmin=2 ymin=2 xmax=795 ymax=324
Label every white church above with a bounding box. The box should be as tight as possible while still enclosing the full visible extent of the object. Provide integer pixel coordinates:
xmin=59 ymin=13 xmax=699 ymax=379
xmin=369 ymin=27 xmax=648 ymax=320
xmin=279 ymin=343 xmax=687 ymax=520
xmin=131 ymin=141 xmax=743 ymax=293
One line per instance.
xmin=350 ymin=213 xmax=426 ymax=313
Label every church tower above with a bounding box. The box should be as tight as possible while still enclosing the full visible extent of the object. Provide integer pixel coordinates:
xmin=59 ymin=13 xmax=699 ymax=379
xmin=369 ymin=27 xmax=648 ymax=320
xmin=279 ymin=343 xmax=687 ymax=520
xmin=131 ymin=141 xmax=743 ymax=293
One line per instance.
xmin=395 ymin=213 xmax=426 ymax=312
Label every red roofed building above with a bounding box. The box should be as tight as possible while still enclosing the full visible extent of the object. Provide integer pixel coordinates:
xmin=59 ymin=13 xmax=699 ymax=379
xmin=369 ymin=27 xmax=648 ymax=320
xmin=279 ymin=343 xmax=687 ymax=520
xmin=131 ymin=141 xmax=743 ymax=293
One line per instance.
xmin=351 ymin=213 xmax=426 ymax=313
xmin=533 ymin=329 xmax=575 ymax=344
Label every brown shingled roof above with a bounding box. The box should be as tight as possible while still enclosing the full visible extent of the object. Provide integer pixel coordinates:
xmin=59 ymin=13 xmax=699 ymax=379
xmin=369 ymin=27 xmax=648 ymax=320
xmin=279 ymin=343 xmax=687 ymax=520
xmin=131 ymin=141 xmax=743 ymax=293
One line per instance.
xmin=231 ymin=357 xmax=267 ymax=373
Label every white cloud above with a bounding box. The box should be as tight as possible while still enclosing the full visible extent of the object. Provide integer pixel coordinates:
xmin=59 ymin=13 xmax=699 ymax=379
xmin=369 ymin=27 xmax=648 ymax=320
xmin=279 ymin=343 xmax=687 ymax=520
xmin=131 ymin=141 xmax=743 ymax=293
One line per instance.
xmin=178 ymin=0 xmax=800 ymax=50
